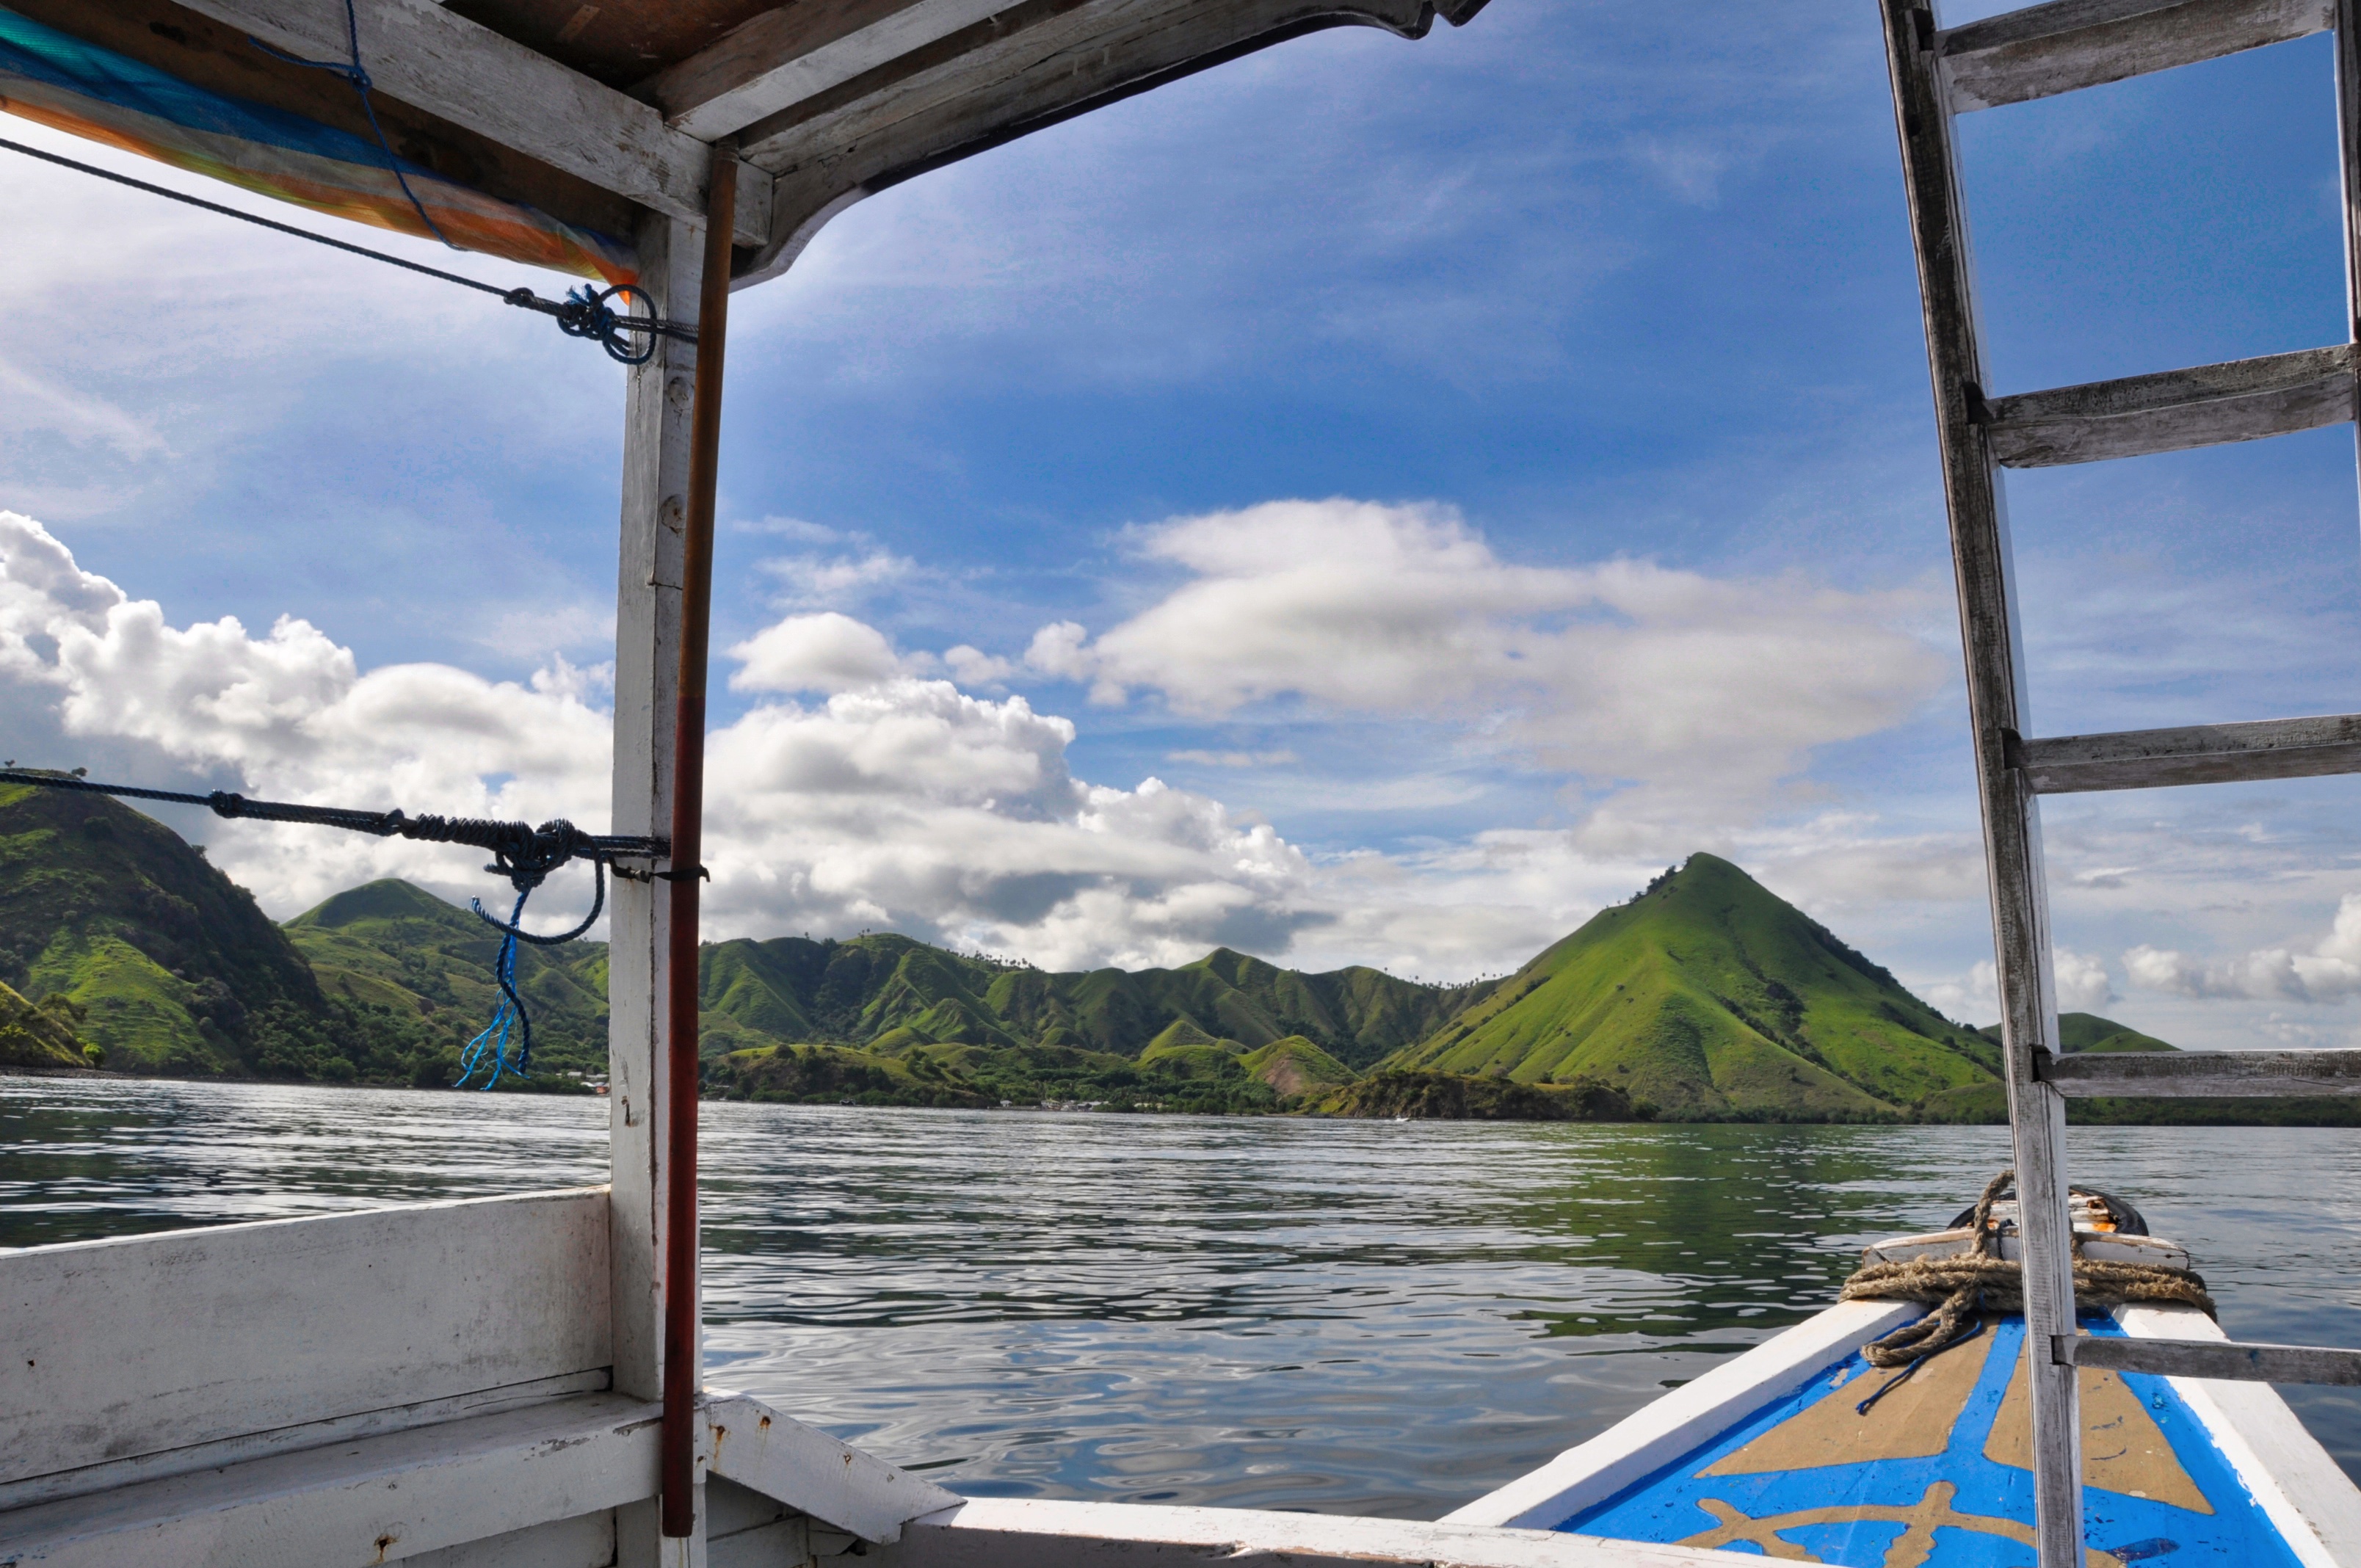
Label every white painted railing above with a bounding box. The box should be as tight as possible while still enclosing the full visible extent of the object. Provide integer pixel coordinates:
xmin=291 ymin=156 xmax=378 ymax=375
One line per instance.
xmin=0 ymin=1186 xmax=611 ymax=1504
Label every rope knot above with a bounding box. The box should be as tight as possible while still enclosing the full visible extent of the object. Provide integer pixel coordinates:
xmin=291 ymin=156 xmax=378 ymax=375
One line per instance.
xmin=1839 ymin=1169 xmax=2215 ymax=1373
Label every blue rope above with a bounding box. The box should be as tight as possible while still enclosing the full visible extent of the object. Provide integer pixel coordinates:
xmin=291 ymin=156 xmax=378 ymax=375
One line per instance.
xmin=247 ymin=0 xmax=455 ymax=250
xmin=454 ymin=889 xmax=534 ymax=1089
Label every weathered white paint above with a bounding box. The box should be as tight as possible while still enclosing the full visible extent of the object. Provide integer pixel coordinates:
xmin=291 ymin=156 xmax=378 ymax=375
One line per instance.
xmin=1440 ymin=1298 xmax=1921 ymax=1531
xmin=707 ymin=1476 xmax=815 ymax=1568
xmin=163 ymin=0 xmax=771 ymax=244
xmin=1862 ymin=1227 xmax=2192 ymax=1270
xmin=881 ymin=1498 xmax=1758 ymax=1568
xmin=648 ymin=0 xmax=1021 ymax=141
xmin=2117 ymin=1303 xmax=2361 ymax=1567
xmin=1982 ymin=342 xmax=2358 ymax=468
xmin=403 ymin=1509 xmax=620 ymax=1568
xmin=734 ymin=0 xmax=1479 ymax=286
xmin=0 ymin=1393 xmax=660 ymax=1568
xmin=609 ymin=205 xmax=705 ymax=1568
xmin=704 ymin=1393 xmax=962 ymax=1544
xmin=2019 ymin=712 xmax=2361 ymax=795
xmin=0 ymin=1187 xmax=609 ymax=1488
xmin=1940 ymin=0 xmax=2333 ymax=112
xmin=0 ymin=1369 xmax=608 ymax=1513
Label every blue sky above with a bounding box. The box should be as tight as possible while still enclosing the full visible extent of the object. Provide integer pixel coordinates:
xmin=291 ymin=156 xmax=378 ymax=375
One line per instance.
xmin=7 ymin=0 xmax=2361 ymax=1049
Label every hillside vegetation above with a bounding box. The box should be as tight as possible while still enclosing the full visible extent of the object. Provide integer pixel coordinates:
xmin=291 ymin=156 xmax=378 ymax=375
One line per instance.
xmin=0 ymin=785 xmax=447 ymax=1083
xmin=1388 ymin=854 xmax=2000 ymax=1117
xmin=15 ymin=792 xmax=2310 ymax=1121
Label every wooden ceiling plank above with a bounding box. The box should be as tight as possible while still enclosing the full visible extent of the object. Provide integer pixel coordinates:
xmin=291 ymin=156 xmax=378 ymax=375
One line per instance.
xmin=167 ymin=0 xmax=772 ymax=242
xmin=644 ymin=0 xmax=1027 ymax=140
xmin=731 ymin=0 xmax=1465 ymax=282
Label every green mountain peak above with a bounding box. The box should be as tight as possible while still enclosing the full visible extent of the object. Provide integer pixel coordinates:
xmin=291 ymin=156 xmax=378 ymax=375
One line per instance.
xmin=1384 ymin=852 xmax=2000 ymax=1116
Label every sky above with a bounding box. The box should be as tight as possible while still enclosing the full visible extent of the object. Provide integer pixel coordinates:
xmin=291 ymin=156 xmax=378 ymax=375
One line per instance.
xmin=7 ymin=0 xmax=2361 ymax=1050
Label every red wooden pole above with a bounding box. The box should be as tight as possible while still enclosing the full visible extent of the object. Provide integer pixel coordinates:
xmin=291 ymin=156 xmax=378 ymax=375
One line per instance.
xmin=661 ymin=143 xmax=736 ymax=1540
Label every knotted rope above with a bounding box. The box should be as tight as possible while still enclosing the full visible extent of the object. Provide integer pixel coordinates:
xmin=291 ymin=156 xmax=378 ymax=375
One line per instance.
xmin=1 ymin=767 xmax=668 ymax=1088
xmin=1840 ymin=1169 xmax=2215 ymax=1383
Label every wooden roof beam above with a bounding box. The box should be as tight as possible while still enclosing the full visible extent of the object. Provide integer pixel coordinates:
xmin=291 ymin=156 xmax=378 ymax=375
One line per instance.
xmin=640 ymin=0 xmax=1028 ymax=142
xmin=167 ymin=0 xmax=772 ymax=244
xmin=730 ymin=0 xmax=1484 ymax=285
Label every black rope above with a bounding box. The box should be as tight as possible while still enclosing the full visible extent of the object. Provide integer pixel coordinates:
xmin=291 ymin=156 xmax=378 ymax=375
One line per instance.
xmin=2 ymin=767 xmax=673 ymax=1089
xmin=0 ymin=137 xmax=696 ymax=364
xmin=0 ymin=768 xmax=664 ymax=888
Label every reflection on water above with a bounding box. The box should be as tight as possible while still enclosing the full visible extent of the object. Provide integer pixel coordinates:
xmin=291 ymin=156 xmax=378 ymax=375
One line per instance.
xmin=5 ymin=1076 xmax=2358 ymax=1517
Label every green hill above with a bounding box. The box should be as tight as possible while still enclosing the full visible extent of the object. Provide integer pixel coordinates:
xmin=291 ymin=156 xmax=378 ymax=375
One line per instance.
xmin=284 ymin=879 xmax=612 ymax=1081
xmin=0 ymin=783 xmax=443 ymax=1082
xmin=1382 ymin=854 xmax=2001 ymax=1118
xmin=17 ymin=794 xmax=2321 ymax=1122
xmin=1973 ymin=1013 xmax=2176 ymax=1054
xmin=0 ymin=979 xmax=96 ymax=1070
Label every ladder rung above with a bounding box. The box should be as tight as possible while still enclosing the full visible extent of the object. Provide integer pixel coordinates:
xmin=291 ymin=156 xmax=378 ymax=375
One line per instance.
xmin=2035 ymin=1047 xmax=2361 ymax=1096
xmin=1941 ymin=0 xmax=2332 ymax=113
xmin=2013 ymin=713 xmax=2361 ymax=792
xmin=2058 ymin=1333 xmax=2361 ymax=1384
xmin=1980 ymin=344 xmax=2355 ymax=468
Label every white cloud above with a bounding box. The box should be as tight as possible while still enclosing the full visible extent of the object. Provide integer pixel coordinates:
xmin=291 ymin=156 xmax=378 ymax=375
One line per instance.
xmin=2053 ymin=948 xmax=2117 ymax=1013
xmin=1167 ymin=749 xmax=1301 ymax=768
xmin=2124 ymin=896 xmax=2361 ymax=1003
xmin=0 ymin=509 xmax=1980 ymax=980
xmin=729 ymin=612 xmax=915 ymax=694
xmin=758 ymin=550 xmax=914 ymax=605
xmin=1919 ymin=948 xmax=2116 ymax=1023
xmin=1015 ymin=500 xmax=1947 ymax=840
xmin=943 ymin=645 xmax=1016 ymax=687
xmin=0 ymin=513 xmax=1326 ymax=967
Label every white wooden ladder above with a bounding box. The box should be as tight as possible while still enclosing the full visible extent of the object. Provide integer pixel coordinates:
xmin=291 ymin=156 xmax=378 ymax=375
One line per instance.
xmin=1876 ymin=1 xmax=2361 ymax=1563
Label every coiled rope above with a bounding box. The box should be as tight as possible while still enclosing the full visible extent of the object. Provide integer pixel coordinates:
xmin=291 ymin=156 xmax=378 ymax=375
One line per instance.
xmin=1836 ymin=1169 xmax=2215 ymax=1411
xmin=0 ymin=767 xmax=668 ymax=1087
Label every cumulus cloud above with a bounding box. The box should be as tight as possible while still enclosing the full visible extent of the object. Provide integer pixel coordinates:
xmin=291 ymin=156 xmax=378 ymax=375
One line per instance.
xmin=1015 ymin=500 xmax=1946 ymax=838
xmin=1921 ymin=948 xmax=2116 ymax=1023
xmin=729 ymin=612 xmax=916 ymax=694
xmin=0 ymin=507 xmax=1970 ymax=978
xmin=2124 ymin=896 xmax=2361 ymax=1003
xmin=0 ymin=512 xmax=1326 ymax=968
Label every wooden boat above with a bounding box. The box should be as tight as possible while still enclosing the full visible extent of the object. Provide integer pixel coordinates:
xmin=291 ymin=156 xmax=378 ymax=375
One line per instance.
xmin=10 ymin=0 xmax=2361 ymax=1561
xmin=1448 ymin=1191 xmax=2361 ymax=1567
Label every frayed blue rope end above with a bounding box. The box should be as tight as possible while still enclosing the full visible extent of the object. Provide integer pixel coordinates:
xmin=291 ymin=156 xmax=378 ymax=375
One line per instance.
xmin=454 ymin=888 xmax=534 ymax=1089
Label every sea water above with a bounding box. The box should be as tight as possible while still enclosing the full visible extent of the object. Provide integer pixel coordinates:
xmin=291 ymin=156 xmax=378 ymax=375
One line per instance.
xmin=4 ymin=1075 xmax=2357 ymax=1517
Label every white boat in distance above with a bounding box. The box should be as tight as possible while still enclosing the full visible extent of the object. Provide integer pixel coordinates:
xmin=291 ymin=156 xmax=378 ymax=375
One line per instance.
xmin=1451 ymin=1188 xmax=2361 ymax=1567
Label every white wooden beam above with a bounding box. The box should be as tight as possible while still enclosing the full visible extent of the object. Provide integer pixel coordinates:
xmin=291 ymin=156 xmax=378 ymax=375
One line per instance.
xmin=164 ymin=0 xmax=771 ymax=245
xmin=2064 ymin=1333 xmax=2361 ymax=1383
xmin=881 ymin=1498 xmax=1755 ymax=1568
xmin=736 ymin=0 xmax=1476 ymax=285
xmin=1940 ymin=0 xmax=2332 ymax=113
xmin=703 ymin=1393 xmax=962 ymax=1544
xmin=0 ymin=1187 xmax=610 ymax=1489
xmin=1981 ymin=344 xmax=2357 ymax=468
xmin=1879 ymin=4 xmax=2083 ymax=1563
xmin=0 ymin=1394 xmax=661 ymax=1568
xmin=644 ymin=0 xmax=1023 ymax=142
xmin=2037 ymin=1046 xmax=2361 ymax=1095
xmin=609 ymin=208 xmax=702 ymax=1568
xmin=2014 ymin=711 xmax=2361 ymax=791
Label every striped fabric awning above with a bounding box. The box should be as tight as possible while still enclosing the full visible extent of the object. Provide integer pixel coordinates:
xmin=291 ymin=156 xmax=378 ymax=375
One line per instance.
xmin=0 ymin=4 xmax=634 ymax=284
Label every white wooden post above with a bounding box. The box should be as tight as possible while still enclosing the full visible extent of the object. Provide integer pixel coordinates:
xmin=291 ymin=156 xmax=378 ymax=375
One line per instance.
xmin=1876 ymin=4 xmax=2083 ymax=1564
xmin=610 ymin=206 xmax=708 ymax=1567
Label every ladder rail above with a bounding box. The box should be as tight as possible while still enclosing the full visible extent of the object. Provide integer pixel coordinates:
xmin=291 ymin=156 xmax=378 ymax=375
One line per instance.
xmin=1877 ymin=7 xmax=2087 ymax=1564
